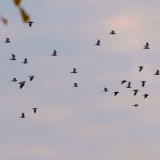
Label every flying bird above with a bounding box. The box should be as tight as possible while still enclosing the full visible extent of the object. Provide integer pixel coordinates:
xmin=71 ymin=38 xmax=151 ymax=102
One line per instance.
xmin=10 ymin=54 xmax=16 ymax=61
xmin=73 ymin=83 xmax=78 ymax=87
xmin=104 ymin=88 xmax=108 ymax=92
xmin=143 ymin=42 xmax=149 ymax=49
xmin=121 ymin=80 xmax=127 ymax=84
xmin=22 ymin=58 xmax=28 ymax=64
xmin=143 ymin=94 xmax=149 ymax=98
xmin=138 ymin=66 xmax=143 ymax=72
xmin=132 ymin=104 xmax=138 ymax=107
xmin=5 ymin=38 xmax=10 ymax=43
xmin=110 ymin=30 xmax=116 ymax=34
xmin=127 ymin=82 xmax=131 ymax=88
xmin=32 ymin=108 xmax=38 ymax=113
xmin=28 ymin=75 xmax=34 ymax=81
xmin=141 ymin=81 xmax=146 ymax=87
xmin=26 ymin=21 xmax=33 ymax=27
xmin=95 ymin=39 xmax=100 ymax=46
xmin=154 ymin=70 xmax=159 ymax=75
xmin=18 ymin=81 xmax=26 ymax=89
xmin=11 ymin=78 xmax=17 ymax=82
xmin=113 ymin=92 xmax=119 ymax=96
xmin=19 ymin=113 xmax=25 ymax=118
xmin=71 ymin=68 xmax=77 ymax=73
xmin=51 ymin=50 xmax=57 ymax=56
xmin=133 ymin=90 xmax=139 ymax=96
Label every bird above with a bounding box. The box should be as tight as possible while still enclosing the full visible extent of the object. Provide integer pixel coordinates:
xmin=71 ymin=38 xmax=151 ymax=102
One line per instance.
xmin=26 ymin=21 xmax=33 ymax=27
xmin=28 ymin=75 xmax=34 ymax=81
xmin=127 ymin=82 xmax=131 ymax=88
xmin=73 ymin=83 xmax=78 ymax=87
xmin=133 ymin=90 xmax=139 ymax=96
xmin=18 ymin=81 xmax=26 ymax=89
xmin=154 ymin=70 xmax=159 ymax=75
xmin=5 ymin=38 xmax=10 ymax=43
xmin=110 ymin=30 xmax=116 ymax=34
xmin=143 ymin=42 xmax=149 ymax=49
xmin=19 ymin=113 xmax=25 ymax=118
xmin=113 ymin=92 xmax=119 ymax=96
xmin=121 ymin=80 xmax=127 ymax=84
xmin=95 ymin=39 xmax=100 ymax=46
xmin=138 ymin=66 xmax=143 ymax=72
xmin=10 ymin=54 xmax=16 ymax=61
xmin=143 ymin=94 xmax=149 ymax=98
xmin=132 ymin=104 xmax=138 ymax=107
xmin=32 ymin=108 xmax=38 ymax=113
xmin=22 ymin=58 xmax=28 ymax=64
xmin=104 ymin=88 xmax=108 ymax=92
xmin=141 ymin=81 xmax=146 ymax=87
xmin=11 ymin=78 xmax=17 ymax=82
xmin=71 ymin=68 xmax=77 ymax=73
xmin=51 ymin=50 xmax=57 ymax=56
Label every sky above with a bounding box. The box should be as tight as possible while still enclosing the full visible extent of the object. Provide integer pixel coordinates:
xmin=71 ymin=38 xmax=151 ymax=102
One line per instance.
xmin=1 ymin=0 xmax=160 ymax=159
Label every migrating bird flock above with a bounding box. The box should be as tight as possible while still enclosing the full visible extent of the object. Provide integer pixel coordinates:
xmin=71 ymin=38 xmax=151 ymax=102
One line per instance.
xmin=6 ymin=22 xmax=159 ymax=118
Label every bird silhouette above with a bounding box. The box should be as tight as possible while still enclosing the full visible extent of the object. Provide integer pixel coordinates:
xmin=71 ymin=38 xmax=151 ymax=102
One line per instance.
xmin=73 ymin=83 xmax=78 ymax=87
xmin=18 ymin=81 xmax=26 ymax=89
xmin=104 ymin=88 xmax=108 ymax=92
xmin=133 ymin=90 xmax=139 ymax=96
xmin=26 ymin=21 xmax=33 ymax=27
xmin=132 ymin=104 xmax=138 ymax=107
xmin=22 ymin=58 xmax=28 ymax=64
xmin=110 ymin=30 xmax=116 ymax=34
xmin=143 ymin=42 xmax=149 ymax=49
xmin=141 ymin=81 xmax=146 ymax=87
xmin=138 ymin=66 xmax=143 ymax=72
xmin=95 ymin=39 xmax=100 ymax=46
xmin=113 ymin=92 xmax=119 ymax=96
xmin=11 ymin=78 xmax=17 ymax=82
xmin=19 ymin=113 xmax=25 ymax=118
xmin=121 ymin=80 xmax=127 ymax=84
xmin=32 ymin=108 xmax=37 ymax=113
xmin=51 ymin=50 xmax=57 ymax=56
xmin=127 ymin=82 xmax=131 ymax=88
xmin=154 ymin=70 xmax=159 ymax=75
xmin=28 ymin=75 xmax=34 ymax=81
xmin=143 ymin=94 xmax=149 ymax=98
xmin=71 ymin=68 xmax=77 ymax=73
xmin=5 ymin=38 xmax=10 ymax=43
xmin=10 ymin=54 xmax=16 ymax=61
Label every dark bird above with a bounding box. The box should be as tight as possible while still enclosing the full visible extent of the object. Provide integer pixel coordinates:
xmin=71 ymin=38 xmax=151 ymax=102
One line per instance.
xmin=26 ymin=21 xmax=33 ymax=27
xmin=143 ymin=94 xmax=149 ymax=98
xmin=141 ymin=81 xmax=146 ymax=87
xmin=22 ymin=58 xmax=28 ymax=64
xmin=132 ymin=104 xmax=138 ymax=107
xmin=154 ymin=70 xmax=159 ymax=75
xmin=113 ymin=92 xmax=119 ymax=96
xmin=19 ymin=113 xmax=25 ymax=118
xmin=133 ymin=90 xmax=139 ymax=96
xmin=138 ymin=66 xmax=143 ymax=72
xmin=143 ymin=42 xmax=149 ymax=49
xmin=11 ymin=78 xmax=17 ymax=82
xmin=28 ymin=75 xmax=34 ymax=81
xmin=73 ymin=83 xmax=78 ymax=87
xmin=127 ymin=82 xmax=131 ymax=88
xmin=95 ymin=39 xmax=100 ymax=46
xmin=51 ymin=50 xmax=57 ymax=56
xmin=104 ymin=88 xmax=108 ymax=92
xmin=121 ymin=80 xmax=127 ymax=84
xmin=71 ymin=68 xmax=77 ymax=73
xmin=5 ymin=38 xmax=10 ymax=43
xmin=10 ymin=54 xmax=16 ymax=61
xmin=110 ymin=30 xmax=116 ymax=34
xmin=32 ymin=108 xmax=38 ymax=113
xmin=18 ymin=81 xmax=26 ymax=89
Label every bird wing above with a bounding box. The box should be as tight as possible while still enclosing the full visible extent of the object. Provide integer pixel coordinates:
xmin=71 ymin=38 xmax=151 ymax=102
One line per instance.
xmin=12 ymin=54 xmax=15 ymax=58
xmin=25 ymin=58 xmax=27 ymax=62
xmin=6 ymin=38 xmax=9 ymax=40
xmin=146 ymin=42 xmax=149 ymax=46
xmin=54 ymin=50 xmax=57 ymax=53
xmin=20 ymin=83 xmax=24 ymax=89
xmin=29 ymin=23 xmax=32 ymax=27
xmin=97 ymin=40 xmax=100 ymax=43
xmin=73 ymin=68 xmax=76 ymax=72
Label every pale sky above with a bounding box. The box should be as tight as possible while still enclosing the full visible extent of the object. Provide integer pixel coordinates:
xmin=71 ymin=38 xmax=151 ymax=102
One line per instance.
xmin=1 ymin=0 xmax=160 ymax=159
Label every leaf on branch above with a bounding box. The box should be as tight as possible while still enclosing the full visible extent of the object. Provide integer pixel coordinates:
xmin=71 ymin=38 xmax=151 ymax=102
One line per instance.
xmin=20 ymin=7 xmax=30 ymax=22
xmin=13 ymin=0 xmax=22 ymax=6
xmin=1 ymin=18 xmax=8 ymax=25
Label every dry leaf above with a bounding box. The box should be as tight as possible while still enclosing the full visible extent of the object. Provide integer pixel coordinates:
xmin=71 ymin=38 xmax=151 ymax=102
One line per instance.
xmin=20 ymin=8 xmax=30 ymax=22
xmin=1 ymin=18 xmax=8 ymax=25
xmin=13 ymin=0 xmax=22 ymax=6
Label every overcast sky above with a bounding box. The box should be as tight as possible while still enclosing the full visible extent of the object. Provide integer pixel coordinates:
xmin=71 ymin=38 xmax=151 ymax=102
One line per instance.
xmin=1 ymin=0 xmax=160 ymax=159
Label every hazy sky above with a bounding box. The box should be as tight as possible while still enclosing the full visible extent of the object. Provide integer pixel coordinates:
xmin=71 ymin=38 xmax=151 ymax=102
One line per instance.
xmin=1 ymin=0 xmax=160 ymax=159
